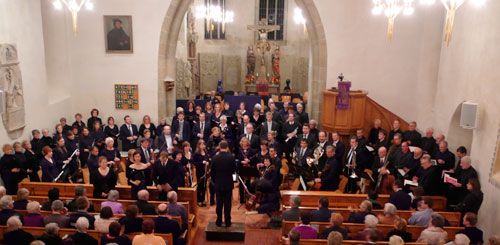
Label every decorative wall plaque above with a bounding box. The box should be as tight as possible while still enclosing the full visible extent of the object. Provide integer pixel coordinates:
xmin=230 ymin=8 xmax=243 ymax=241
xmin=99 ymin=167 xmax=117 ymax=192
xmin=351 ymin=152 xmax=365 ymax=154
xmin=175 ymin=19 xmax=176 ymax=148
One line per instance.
xmin=114 ymin=84 xmax=139 ymax=110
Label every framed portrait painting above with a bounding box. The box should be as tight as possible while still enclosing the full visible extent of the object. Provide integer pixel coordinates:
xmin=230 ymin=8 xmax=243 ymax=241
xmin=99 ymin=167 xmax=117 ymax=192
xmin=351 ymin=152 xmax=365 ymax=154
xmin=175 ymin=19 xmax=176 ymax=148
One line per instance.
xmin=104 ymin=15 xmax=133 ymax=53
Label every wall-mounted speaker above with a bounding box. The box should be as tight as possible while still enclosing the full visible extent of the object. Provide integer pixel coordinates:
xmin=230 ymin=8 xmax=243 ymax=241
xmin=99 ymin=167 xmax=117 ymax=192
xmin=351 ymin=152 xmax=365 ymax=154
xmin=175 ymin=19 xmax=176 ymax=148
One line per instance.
xmin=460 ymin=101 xmax=479 ymax=129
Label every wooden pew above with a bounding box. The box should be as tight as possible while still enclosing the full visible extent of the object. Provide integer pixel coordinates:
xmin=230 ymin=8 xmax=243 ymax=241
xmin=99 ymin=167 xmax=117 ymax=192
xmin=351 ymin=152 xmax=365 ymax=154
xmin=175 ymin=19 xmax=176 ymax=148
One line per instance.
xmin=18 ymin=182 xmax=198 ymax=215
xmin=282 ymin=221 xmax=462 ymax=241
xmin=280 ymin=190 xmax=447 ymax=211
xmin=281 ymin=206 xmax=461 ymax=226
xmin=0 ymin=226 xmax=173 ymax=245
xmin=281 ymin=238 xmax=427 ymax=245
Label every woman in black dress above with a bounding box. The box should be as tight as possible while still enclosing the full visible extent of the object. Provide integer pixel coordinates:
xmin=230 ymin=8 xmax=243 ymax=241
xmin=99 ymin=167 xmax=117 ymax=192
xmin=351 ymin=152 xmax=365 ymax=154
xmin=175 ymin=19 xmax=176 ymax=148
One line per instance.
xmin=53 ymin=124 xmax=65 ymax=142
xmin=104 ymin=117 xmax=120 ymax=148
xmin=40 ymin=146 xmax=59 ymax=182
xmin=13 ymin=142 xmax=27 ymax=180
xmin=193 ymin=140 xmax=210 ymax=206
xmin=91 ymin=121 xmax=106 ymax=150
xmin=53 ymin=137 xmax=71 ymax=173
xmin=0 ymin=144 xmax=23 ymax=195
xmin=79 ymin=127 xmax=93 ymax=168
xmin=22 ymin=140 xmax=40 ymax=182
xmin=454 ymin=178 xmax=483 ymax=215
xmin=100 ymin=137 xmax=122 ymax=173
xmin=207 ymin=127 xmax=223 ymax=155
xmin=87 ymin=108 xmax=102 ymax=130
xmin=91 ymin=156 xmax=117 ymax=198
xmin=139 ymin=115 xmax=157 ymax=140
xmin=185 ymin=101 xmax=197 ymax=128
xmin=181 ymin=142 xmax=193 ymax=186
xmin=126 ymin=152 xmax=150 ymax=200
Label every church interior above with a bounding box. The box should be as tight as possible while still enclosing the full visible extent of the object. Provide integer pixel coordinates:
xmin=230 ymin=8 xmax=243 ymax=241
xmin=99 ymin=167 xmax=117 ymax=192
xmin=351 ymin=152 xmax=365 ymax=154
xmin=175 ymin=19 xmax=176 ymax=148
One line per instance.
xmin=0 ymin=0 xmax=500 ymax=244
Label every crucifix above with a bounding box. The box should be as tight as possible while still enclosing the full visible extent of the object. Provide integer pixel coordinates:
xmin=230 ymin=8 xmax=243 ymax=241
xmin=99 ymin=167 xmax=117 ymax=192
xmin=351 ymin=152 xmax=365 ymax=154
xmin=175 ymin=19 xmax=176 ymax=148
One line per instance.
xmin=247 ymin=19 xmax=280 ymax=65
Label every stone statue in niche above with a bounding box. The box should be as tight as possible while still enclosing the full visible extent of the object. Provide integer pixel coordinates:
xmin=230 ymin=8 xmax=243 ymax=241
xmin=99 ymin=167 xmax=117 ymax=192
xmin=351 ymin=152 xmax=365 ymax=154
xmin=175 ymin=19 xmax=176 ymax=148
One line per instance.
xmin=245 ymin=46 xmax=256 ymax=84
xmin=271 ymin=47 xmax=281 ymax=85
xmin=184 ymin=62 xmax=192 ymax=98
xmin=187 ymin=8 xmax=198 ymax=59
xmin=0 ymin=43 xmax=26 ymax=139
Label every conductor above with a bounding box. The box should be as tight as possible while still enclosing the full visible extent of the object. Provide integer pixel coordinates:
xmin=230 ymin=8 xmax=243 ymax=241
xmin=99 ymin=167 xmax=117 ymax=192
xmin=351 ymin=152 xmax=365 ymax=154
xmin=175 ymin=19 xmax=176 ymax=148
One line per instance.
xmin=211 ymin=140 xmax=236 ymax=227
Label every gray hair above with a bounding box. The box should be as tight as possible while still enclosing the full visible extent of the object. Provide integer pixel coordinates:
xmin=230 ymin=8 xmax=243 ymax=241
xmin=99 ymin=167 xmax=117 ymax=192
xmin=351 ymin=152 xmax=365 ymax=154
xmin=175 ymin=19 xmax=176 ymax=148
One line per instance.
xmin=51 ymin=200 xmax=65 ymax=212
xmin=44 ymin=223 xmax=60 ymax=235
xmin=327 ymin=231 xmax=343 ymax=245
xmin=17 ymin=188 xmax=30 ymax=200
xmin=74 ymin=185 xmax=86 ymax=197
xmin=220 ymin=115 xmax=227 ymax=122
xmin=107 ymin=190 xmax=119 ymax=202
xmin=75 ymin=217 xmax=89 ymax=232
xmin=454 ymin=234 xmax=471 ymax=245
xmin=167 ymin=191 xmax=178 ymax=203
xmin=137 ymin=190 xmax=149 ymax=201
xmin=6 ymin=216 xmax=22 ymax=230
xmin=0 ymin=195 xmax=13 ymax=209
xmin=27 ymin=201 xmax=41 ymax=213
xmin=30 ymin=241 xmax=46 ymax=245
xmin=105 ymin=137 xmax=114 ymax=145
xmin=364 ymin=214 xmax=379 ymax=228
xmin=388 ymin=235 xmax=404 ymax=245
xmin=461 ymin=156 xmax=472 ymax=165
xmin=290 ymin=196 xmax=301 ymax=207
xmin=384 ymin=203 xmax=397 ymax=216
xmin=360 ymin=200 xmax=373 ymax=212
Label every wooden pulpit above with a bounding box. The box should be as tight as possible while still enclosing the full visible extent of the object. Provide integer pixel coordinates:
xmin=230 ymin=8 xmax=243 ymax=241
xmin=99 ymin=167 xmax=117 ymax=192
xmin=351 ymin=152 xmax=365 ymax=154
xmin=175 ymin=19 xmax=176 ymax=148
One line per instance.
xmin=321 ymin=89 xmax=368 ymax=136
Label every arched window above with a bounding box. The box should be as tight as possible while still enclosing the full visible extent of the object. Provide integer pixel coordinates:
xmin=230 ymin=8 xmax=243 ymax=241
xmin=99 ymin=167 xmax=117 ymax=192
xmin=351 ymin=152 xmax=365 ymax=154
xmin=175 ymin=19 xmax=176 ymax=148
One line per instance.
xmin=258 ymin=0 xmax=285 ymax=41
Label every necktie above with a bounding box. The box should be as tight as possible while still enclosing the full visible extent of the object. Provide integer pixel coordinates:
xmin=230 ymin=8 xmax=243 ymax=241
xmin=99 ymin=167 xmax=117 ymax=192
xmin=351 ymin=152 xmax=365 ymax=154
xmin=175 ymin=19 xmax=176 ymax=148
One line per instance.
xmin=304 ymin=134 xmax=308 ymax=139
xmin=144 ymin=148 xmax=150 ymax=162
xmin=268 ymin=122 xmax=272 ymax=132
xmin=201 ymin=122 xmax=204 ymax=133
xmin=300 ymin=148 xmax=305 ymax=157
xmin=128 ymin=125 xmax=133 ymax=136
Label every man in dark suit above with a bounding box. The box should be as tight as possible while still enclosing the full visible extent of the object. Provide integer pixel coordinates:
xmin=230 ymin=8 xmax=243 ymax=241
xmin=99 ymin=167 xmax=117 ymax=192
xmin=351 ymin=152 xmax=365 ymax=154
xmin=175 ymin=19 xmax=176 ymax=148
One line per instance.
xmin=282 ymin=113 xmax=300 ymax=158
xmin=389 ymin=180 xmax=411 ymax=210
xmin=282 ymin=195 xmax=301 ymax=221
xmin=158 ymin=125 xmax=177 ymax=154
xmin=413 ymin=154 xmax=442 ymax=196
xmin=136 ymin=190 xmax=157 ymax=215
xmin=315 ymin=131 xmax=331 ymax=171
xmin=192 ymin=112 xmax=211 ymax=143
xmin=237 ymin=115 xmax=252 ymax=137
xmin=331 ymin=132 xmax=345 ymax=164
xmin=320 ymin=145 xmax=341 ymax=191
xmin=119 ymin=115 xmax=139 ymax=151
xmin=211 ymin=141 xmax=236 ymax=227
xmin=172 ymin=112 xmax=191 ymax=144
xmin=154 ymin=203 xmax=181 ymax=245
xmin=371 ymin=147 xmax=395 ymax=190
xmin=344 ymin=136 xmax=370 ymax=193
xmin=311 ymin=197 xmax=332 ymax=222
xmin=260 ymin=112 xmax=280 ymax=139
xmin=240 ymin=124 xmax=260 ymax=150
xmin=296 ymin=124 xmax=316 ymax=149
xmin=294 ymin=139 xmax=313 ymax=167
xmin=137 ymin=138 xmax=154 ymax=185
xmin=152 ymin=152 xmax=179 ymax=200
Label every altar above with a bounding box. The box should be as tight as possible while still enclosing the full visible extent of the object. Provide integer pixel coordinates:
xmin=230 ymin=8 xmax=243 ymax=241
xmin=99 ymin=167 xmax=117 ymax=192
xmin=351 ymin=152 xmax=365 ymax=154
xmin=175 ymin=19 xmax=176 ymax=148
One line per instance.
xmin=244 ymin=83 xmax=280 ymax=94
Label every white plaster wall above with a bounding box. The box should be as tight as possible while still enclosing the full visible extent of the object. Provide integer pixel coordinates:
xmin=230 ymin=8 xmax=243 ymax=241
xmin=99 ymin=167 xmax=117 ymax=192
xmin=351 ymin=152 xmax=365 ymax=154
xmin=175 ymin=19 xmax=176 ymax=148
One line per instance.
xmin=0 ymin=0 xmax=71 ymax=142
xmin=431 ymin=1 xmax=500 ymax=238
xmin=41 ymin=0 xmax=172 ymax=125
xmin=315 ymin=0 xmax=444 ymax=126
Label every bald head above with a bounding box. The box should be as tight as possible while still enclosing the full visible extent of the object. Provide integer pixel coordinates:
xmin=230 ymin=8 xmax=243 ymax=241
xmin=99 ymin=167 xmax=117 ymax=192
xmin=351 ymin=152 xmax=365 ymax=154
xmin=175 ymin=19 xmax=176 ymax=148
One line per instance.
xmin=137 ymin=190 xmax=149 ymax=201
xmin=378 ymin=147 xmax=387 ymax=158
xmin=157 ymin=203 xmax=168 ymax=215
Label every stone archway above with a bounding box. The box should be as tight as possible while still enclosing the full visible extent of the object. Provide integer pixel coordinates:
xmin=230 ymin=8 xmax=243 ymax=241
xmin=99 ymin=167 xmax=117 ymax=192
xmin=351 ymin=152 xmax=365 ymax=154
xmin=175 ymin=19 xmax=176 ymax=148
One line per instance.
xmin=447 ymin=104 xmax=474 ymax=154
xmin=158 ymin=0 xmax=327 ymax=120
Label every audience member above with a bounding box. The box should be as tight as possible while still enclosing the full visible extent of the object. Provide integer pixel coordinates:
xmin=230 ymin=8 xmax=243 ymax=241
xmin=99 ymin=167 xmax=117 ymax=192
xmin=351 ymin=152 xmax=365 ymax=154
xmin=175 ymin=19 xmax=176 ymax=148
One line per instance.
xmin=352 ymin=214 xmax=383 ymax=241
xmin=0 ymin=186 xmax=6 ymax=198
xmin=454 ymin=178 xmax=483 ymax=215
xmin=457 ymin=212 xmax=483 ymax=245
xmin=445 ymin=234 xmax=471 ymax=245
xmin=327 ymin=231 xmax=343 ymax=245
xmin=13 ymin=188 xmax=30 ymax=210
xmin=311 ymin=197 xmax=332 ymax=222
xmin=44 ymin=200 xmax=70 ymax=228
xmin=389 ymin=180 xmax=411 ymax=210
xmin=94 ymin=206 xmax=116 ymax=233
xmin=4 ymin=216 xmax=35 ymax=245
xmin=41 ymin=187 xmax=60 ymax=211
xmin=132 ymin=219 xmax=166 ymax=245
xmin=319 ymin=213 xmax=348 ymax=239
xmin=348 ymin=200 xmax=373 ymax=224
xmin=66 ymin=185 xmax=94 ymax=212
xmin=101 ymin=221 xmax=132 ymax=245
xmin=68 ymin=196 xmax=95 ymax=229
xmin=408 ymin=197 xmax=434 ymax=226
xmin=119 ymin=205 xmax=143 ymax=234
xmin=288 ymin=230 xmax=300 ymax=245
xmin=378 ymin=203 xmax=399 ymax=225
xmin=386 ymin=218 xmax=412 ymax=242
xmin=417 ymin=213 xmax=448 ymax=245
xmin=37 ymin=223 xmax=63 ymax=245
xmin=154 ymin=203 xmax=181 ymax=245
xmin=101 ymin=189 xmax=123 ymax=214
xmin=283 ymin=196 xmax=301 ymax=221
xmin=167 ymin=191 xmax=187 ymax=231
xmin=23 ymin=201 xmax=44 ymax=227
xmin=388 ymin=235 xmax=404 ymax=245
xmin=65 ymin=217 xmax=98 ymax=245
xmin=367 ymin=191 xmax=383 ymax=210
xmin=291 ymin=212 xmax=318 ymax=239
xmin=0 ymin=195 xmax=22 ymax=225
xmin=136 ymin=190 xmax=157 ymax=215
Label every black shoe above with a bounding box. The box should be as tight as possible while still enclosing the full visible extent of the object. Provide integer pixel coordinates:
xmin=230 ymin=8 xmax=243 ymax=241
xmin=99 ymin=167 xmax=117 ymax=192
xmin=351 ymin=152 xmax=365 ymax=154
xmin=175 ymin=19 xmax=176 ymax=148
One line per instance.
xmin=216 ymin=221 xmax=222 ymax=227
xmin=225 ymin=222 xmax=232 ymax=227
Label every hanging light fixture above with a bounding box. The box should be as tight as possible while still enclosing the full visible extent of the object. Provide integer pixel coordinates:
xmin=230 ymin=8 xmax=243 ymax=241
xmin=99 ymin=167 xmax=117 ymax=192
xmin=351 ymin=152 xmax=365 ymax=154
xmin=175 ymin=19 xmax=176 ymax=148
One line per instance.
xmin=419 ymin=0 xmax=487 ymax=46
xmin=51 ymin=0 xmax=94 ymax=34
xmin=372 ymin=0 xmax=415 ymax=40
xmin=195 ymin=3 xmax=234 ymax=33
xmin=293 ymin=7 xmax=307 ymax=33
